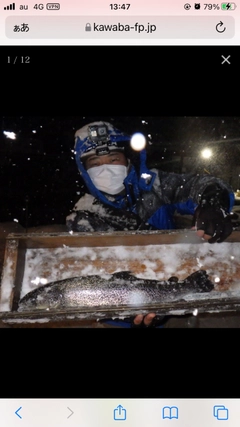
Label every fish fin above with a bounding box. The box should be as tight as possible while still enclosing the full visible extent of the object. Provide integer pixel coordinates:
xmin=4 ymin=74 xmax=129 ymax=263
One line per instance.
xmin=168 ymin=276 xmax=179 ymax=283
xmin=185 ymin=270 xmax=207 ymax=281
xmin=184 ymin=270 xmax=214 ymax=292
xmin=112 ymin=271 xmax=135 ymax=280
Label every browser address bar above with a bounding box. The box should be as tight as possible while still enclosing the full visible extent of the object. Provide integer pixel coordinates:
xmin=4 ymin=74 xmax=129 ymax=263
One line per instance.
xmin=5 ymin=16 xmax=234 ymax=39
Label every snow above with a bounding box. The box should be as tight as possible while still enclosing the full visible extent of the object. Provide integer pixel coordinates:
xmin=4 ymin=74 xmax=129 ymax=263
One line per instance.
xmin=1 ymin=240 xmax=240 ymax=313
xmin=3 ymin=318 xmax=51 ymax=324
xmin=72 ymin=193 xmax=95 ymax=211
xmin=71 ymin=193 xmax=118 ymax=218
xmin=127 ymin=290 xmax=150 ymax=305
xmin=0 ymin=258 xmax=15 ymax=310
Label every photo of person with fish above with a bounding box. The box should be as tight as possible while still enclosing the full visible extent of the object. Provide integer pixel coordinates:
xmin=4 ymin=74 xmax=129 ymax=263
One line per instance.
xmin=66 ymin=121 xmax=235 ymax=328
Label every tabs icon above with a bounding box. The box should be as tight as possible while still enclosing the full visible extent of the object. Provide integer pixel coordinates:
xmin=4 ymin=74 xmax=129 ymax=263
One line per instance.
xmin=213 ymin=405 xmax=229 ymax=420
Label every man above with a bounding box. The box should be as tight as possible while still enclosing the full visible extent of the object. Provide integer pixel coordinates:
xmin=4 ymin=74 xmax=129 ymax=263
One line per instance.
xmin=66 ymin=120 xmax=234 ymax=327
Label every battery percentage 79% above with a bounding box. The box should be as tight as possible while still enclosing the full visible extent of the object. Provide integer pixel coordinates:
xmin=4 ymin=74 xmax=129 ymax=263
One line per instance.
xmin=204 ymin=4 xmax=220 ymax=9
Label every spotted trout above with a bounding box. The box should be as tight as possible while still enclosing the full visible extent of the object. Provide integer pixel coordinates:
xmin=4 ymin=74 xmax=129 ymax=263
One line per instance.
xmin=17 ymin=270 xmax=214 ymax=312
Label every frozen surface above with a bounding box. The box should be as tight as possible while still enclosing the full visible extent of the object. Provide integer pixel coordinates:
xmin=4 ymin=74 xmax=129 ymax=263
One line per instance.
xmin=1 ymin=242 xmax=240 ymax=312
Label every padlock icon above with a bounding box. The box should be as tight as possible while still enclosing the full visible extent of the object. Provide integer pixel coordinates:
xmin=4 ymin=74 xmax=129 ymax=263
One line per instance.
xmin=85 ymin=23 xmax=91 ymax=31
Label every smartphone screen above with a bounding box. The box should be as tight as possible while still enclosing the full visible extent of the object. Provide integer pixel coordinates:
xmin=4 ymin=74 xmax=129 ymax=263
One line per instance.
xmin=0 ymin=0 xmax=240 ymax=332
xmin=1 ymin=0 xmax=240 ymax=413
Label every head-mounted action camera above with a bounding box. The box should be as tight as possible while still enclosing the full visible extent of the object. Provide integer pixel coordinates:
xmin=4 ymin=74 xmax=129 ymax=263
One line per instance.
xmin=88 ymin=124 xmax=112 ymax=156
xmin=88 ymin=124 xmax=110 ymax=143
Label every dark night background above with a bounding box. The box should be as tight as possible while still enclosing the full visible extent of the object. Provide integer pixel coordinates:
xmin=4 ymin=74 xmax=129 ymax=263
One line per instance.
xmin=1 ymin=46 xmax=240 ymax=229
xmin=1 ymin=115 xmax=240 ymax=229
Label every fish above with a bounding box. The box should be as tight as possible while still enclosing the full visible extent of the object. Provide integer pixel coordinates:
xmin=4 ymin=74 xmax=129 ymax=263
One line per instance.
xmin=17 ymin=270 xmax=214 ymax=312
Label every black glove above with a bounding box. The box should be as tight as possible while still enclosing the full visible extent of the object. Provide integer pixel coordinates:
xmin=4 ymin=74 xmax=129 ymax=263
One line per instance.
xmin=193 ymin=186 xmax=233 ymax=243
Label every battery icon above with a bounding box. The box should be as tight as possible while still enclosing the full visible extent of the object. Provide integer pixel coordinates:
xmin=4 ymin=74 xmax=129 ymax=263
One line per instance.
xmin=221 ymin=2 xmax=237 ymax=9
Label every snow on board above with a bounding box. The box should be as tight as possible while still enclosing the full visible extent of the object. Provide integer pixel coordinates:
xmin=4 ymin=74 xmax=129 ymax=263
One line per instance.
xmin=1 ymin=230 xmax=240 ymax=321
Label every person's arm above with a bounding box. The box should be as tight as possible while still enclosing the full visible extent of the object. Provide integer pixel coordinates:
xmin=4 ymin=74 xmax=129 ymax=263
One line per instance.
xmin=66 ymin=206 xmax=141 ymax=232
xmin=138 ymin=171 xmax=234 ymax=243
xmin=66 ymin=194 xmax=141 ymax=232
xmin=191 ymin=183 xmax=233 ymax=243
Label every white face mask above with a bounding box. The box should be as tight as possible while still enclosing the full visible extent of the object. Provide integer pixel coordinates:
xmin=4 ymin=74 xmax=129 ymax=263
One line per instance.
xmin=88 ymin=164 xmax=128 ymax=195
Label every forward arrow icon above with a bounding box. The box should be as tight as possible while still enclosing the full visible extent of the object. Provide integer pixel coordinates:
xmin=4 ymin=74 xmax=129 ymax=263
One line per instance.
xmin=67 ymin=407 xmax=74 ymax=419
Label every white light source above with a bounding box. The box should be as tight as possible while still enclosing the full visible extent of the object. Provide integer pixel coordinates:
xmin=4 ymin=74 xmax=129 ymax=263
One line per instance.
xmin=3 ymin=130 xmax=16 ymax=140
xmin=201 ymin=148 xmax=212 ymax=159
xmin=130 ymin=132 xmax=146 ymax=151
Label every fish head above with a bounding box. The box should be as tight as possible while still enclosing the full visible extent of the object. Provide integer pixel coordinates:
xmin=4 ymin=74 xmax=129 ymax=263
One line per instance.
xmin=18 ymin=285 xmax=64 ymax=312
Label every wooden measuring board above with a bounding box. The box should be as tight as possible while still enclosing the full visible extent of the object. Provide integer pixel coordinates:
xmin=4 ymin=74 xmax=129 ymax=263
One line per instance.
xmin=0 ymin=230 xmax=240 ymax=326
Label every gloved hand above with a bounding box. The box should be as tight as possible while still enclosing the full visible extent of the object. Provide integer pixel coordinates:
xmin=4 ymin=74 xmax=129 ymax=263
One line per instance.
xmin=131 ymin=313 xmax=166 ymax=328
xmin=192 ymin=204 xmax=233 ymax=243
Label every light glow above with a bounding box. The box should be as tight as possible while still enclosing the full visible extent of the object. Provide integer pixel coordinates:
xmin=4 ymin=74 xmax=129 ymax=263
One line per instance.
xmin=130 ymin=132 xmax=146 ymax=151
xmin=201 ymin=148 xmax=212 ymax=159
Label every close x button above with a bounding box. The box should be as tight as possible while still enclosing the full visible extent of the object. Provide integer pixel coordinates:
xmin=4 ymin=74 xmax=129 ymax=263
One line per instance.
xmin=221 ymin=55 xmax=231 ymax=64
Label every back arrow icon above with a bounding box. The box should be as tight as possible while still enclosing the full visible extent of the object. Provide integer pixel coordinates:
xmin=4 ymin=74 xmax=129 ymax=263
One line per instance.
xmin=67 ymin=407 xmax=74 ymax=419
xmin=15 ymin=407 xmax=22 ymax=419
